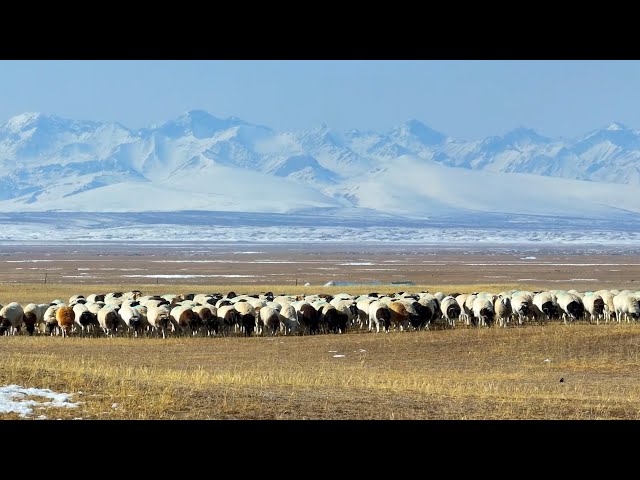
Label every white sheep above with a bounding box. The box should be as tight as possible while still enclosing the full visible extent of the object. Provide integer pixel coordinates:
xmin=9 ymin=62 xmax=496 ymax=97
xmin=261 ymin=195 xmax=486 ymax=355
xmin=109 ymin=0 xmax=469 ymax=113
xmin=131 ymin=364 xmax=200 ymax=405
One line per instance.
xmin=356 ymin=297 xmax=376 ymax=330
xmin=0 ymin=302 xmax=25 ymax=335
xmin=493 ymin=295 xmax=512 ymax=328
xmin=439 ymin=296 xmax=461 ymax=328
xmin=582 ymin=293 xmax=605 ymax=324
xmin=259 ymin=306 xmax=280 ymax=336
xmin=556 ymin=292 xmax=584 ymax=324
xmin=97 ymin=305 xmax=121 ymax=337
xmin=472 ymin=297 xmax=494 ymax=327
xmin=368 ymin=300 xmax=391 ymax=333
xmin=73 ymin=303 xmax=99 ymax=336
xmin=463 ymin=294 xmax=478 ymax=326
xmin=86 ymin=293 xmax=106 ymax=303
xmin=146 ymin=304 xmax=172 ymax=338
xmin=23 ymin=303 xmax=48 ymax=335
xmin=278 ymin=303 xmax=299 ymax=335
xmin=455 ymin=294 xmax=469 ymax=324
xmin=510 ymin=292 xmax=533 ymax=325
xmin=533 ymin=291 xmax=558 ymax=322
xmin=234 ymin=301 xmax=257 ymax=336
xmin=613 ymin=293 xmax=640 ymax=323
xmin=119 ymin=304 xmax=145 ymax=337
xmin=594 ymin=289 xmax=616 ymax=322
xmin=43 ymin=304 xmax=62 ymax=336
xmin=68 ymin=294 xmax=86 ymax=305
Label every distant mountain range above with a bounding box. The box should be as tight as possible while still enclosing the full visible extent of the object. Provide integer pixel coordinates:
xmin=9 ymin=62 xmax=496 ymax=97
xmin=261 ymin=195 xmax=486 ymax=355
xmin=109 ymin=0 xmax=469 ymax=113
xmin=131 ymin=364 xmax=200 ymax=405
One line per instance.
xmin=2 ymin=110 xmax=640 ymax=223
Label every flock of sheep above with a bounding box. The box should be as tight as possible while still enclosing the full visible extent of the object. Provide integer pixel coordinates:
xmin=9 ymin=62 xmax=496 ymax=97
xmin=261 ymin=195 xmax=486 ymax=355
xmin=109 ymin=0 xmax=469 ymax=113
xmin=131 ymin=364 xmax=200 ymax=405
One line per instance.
xmin=0 ymin=287 xmax=637 ymax=338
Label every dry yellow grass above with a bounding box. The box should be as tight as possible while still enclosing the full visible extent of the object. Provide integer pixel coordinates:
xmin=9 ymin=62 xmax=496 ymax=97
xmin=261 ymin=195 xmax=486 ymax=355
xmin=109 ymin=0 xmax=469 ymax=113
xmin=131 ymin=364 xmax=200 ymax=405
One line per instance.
xmin=1 ymin=321 xmax=640 ymax=420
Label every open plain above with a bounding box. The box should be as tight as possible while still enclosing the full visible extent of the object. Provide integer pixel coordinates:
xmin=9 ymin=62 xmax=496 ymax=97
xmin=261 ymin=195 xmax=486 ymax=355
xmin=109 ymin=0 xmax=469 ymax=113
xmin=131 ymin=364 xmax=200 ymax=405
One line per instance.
xmin=1 ymin=241 xmax=640 ymax=420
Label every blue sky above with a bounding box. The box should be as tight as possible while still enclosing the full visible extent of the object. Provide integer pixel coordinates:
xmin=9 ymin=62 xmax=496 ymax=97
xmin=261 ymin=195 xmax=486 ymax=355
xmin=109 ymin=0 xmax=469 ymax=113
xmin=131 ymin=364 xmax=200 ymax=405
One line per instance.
xmin=1 ymin=60 xmax=639 ymax=139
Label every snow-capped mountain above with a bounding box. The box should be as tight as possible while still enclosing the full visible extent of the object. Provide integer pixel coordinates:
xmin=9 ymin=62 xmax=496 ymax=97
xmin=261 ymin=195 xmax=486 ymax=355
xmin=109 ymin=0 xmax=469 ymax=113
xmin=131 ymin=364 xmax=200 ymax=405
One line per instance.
xmin=2 ymin=110 xmax=640 ymax=224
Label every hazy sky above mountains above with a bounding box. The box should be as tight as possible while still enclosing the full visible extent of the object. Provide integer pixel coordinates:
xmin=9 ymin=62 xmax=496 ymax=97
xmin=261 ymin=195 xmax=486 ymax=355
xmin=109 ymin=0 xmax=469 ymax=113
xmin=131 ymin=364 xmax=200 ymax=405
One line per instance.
xmin=2 ymin=60 xmax=639 ymax=139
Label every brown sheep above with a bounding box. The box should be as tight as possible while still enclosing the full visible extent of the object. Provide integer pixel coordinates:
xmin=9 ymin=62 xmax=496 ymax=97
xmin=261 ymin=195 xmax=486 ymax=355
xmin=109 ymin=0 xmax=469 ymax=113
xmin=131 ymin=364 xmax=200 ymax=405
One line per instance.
xmin=170 ymin=305 xmax=201 ymax=336
xmin=56 ymin=306 xmax=75 ymax=337
xmin=388 ymin=301 xmax=410 ymax=332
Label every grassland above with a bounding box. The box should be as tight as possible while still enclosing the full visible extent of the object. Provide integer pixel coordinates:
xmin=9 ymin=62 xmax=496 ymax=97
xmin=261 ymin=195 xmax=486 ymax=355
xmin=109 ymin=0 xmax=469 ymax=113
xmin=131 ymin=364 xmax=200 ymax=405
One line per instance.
xmin=1 ymin=283 xmax=639 ymax=420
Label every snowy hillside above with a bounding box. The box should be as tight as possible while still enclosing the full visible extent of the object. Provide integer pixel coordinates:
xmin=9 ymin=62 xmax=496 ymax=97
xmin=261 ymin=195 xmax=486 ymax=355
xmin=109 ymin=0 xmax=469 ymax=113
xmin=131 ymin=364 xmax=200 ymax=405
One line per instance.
xmin=2 ymin=111 xmax=640 ymax=224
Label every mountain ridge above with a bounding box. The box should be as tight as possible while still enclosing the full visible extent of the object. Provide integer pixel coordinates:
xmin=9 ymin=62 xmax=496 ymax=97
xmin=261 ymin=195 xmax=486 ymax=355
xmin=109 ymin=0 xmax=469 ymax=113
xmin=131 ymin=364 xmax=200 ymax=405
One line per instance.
xmin=2 ymin=110 xmax=640 ymax=223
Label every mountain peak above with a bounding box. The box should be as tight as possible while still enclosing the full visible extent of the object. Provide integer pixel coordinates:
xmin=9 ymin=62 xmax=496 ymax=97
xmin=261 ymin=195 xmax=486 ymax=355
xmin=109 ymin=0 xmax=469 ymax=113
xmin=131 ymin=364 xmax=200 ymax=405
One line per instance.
xmin=392 ymin=119 xmax=446 ymax=145
xmin=153 ymin=110 xmax=248 ymax=139
xmin=1 ymin=112 xmax=104 ymax=138
xmin=4 ymin=112 xmax=43 ymax=132
xmin=606 ymin=122 xmax=628 ymax=131
xmin=502 ymin=127 xmax=549 ymax=145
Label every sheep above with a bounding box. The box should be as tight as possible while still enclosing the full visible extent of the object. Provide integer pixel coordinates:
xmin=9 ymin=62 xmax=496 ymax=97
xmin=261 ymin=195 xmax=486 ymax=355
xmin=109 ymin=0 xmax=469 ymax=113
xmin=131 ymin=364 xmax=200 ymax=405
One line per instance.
xmin=104 ymin=292 xmax=125 ymax=304
xmin=86 ymin=293 xmax=105 ymax=303
xmin=472 ymin=297 xmax=494 ymax=327
xmin=582 ymin=293 xmax=605 ymax=324
xmin=298 ymin=303 xmax=320 ymax=335
xmin=493 ymin=296 xmax=512 ymax=328
xmin=356 ymin=298 xmax=375 ymax=329
xmin=510 ymin=292 xmax=532 ymax=326
xmin=43 ymin=304 xmax=61 ymax=336
xmin=321 ymin=304 xmax=349 ymax=334
xmin=215 ymin=297 xmax=234 ymax=309
xmin=387 ymin=300 xmax=411 ymax=332
xmin=278 ymin=303 xmax=299 ymax=335
xmin=418 ymin=293 xmax=441 ymax=325
xmin=104 ymin=294 xmax=124 ymax=309
xmin=234 ymin=301 xmax=257 ymax=337
xmin=68 ymin=294 xmax=86 ymax=305
xmin=331 ymin=299 xmax=359 ymax=329
xmin=440 ymin=296 xmax=461 ymax=328
xmin=145 ymin=304 xmax=172 ymax=338
xmin=594 ymin=290 xmax=616 ymax=322
xmin=123 ymin=290 xmax=143 ymax=301
xmin=0 ymin=302 xmax=25 ymax=335
xmin=193 ymin=305 xmax=217 ymax=336
xmin=55 ymin=305 xmax=75 ymax=337
xmin=533 ymin=291 xmax=558 ymax=323
xmin=119 ymin=304 xmax=146 ymax=337
xmin=192 ymin=293 xmax=214 ymax=305
xmin=556 ymin=292 xmax=585 ymax=324
xmin=433 ymin=292 xmax=446 ymax=302
xmin=97 ymin=305 xmax=121 ymax=337
xmin=86 ymin=301 xmax=105 ymax=315
xmin=368 ymin=300 xmax=391 ymax=333
xmin=23 ymin=303 xmax=48 ymax=335
xmin=259 ymin=306 xmax=280 ymax=336
xmin=463 ymin=294 xmax=478 ymax=326
xmin=73 ymin=303 xmax=99 ymax=337
xmin=403 ymin=299 xmax=432 ymax=330
xmin=273 ymin=295 xmax=297 ymax=305
xmin=455 ymin=294 xmax=469 ymax=324
xmin=216 ymin=305 xmax=241 ymax=336
xmin=613 ymin=293 xmax=640 ymax=323
xmin=311 ymin=300 xmax=330 ymax=332
xmin=169 ymin=305 xmax=201 ymax=337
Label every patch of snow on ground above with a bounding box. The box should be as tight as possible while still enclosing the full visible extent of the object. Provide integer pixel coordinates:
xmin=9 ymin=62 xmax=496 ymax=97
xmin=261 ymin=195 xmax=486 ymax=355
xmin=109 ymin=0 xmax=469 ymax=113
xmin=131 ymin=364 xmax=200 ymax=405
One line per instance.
xmin=0 ymin=385 xmax=80 ymax=417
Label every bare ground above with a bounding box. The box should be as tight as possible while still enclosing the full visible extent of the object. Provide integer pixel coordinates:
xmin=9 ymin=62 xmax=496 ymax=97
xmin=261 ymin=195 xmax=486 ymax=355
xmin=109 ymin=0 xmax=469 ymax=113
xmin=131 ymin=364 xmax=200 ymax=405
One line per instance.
xmin=1 ymin=242 xmax=640 ymax=420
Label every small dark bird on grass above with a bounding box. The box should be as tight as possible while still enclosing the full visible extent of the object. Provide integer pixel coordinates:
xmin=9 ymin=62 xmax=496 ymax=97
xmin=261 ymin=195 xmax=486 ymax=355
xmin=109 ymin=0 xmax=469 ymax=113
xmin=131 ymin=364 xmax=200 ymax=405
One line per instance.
xmin=560 ymin=378 xmax=564 ymax=383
